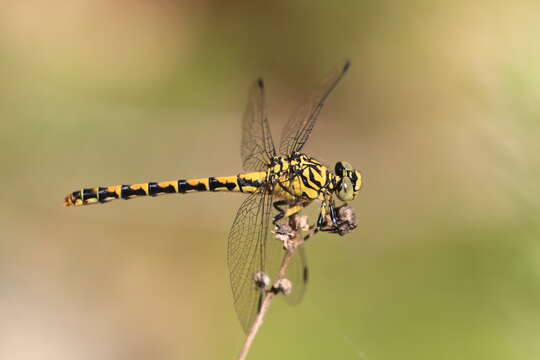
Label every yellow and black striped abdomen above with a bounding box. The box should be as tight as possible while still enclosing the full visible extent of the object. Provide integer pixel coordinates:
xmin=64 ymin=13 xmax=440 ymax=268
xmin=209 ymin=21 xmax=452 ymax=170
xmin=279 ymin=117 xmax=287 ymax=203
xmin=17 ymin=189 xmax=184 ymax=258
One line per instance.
xmin=64 ymin=172 xmax=267 ymax=207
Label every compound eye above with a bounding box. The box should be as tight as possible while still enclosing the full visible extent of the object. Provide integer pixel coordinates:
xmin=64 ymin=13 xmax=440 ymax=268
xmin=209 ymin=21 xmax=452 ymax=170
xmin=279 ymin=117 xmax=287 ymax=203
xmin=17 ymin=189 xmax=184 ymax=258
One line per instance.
xmin=335 ymin=161 xmax=344 ymax=176
xmin=338 ymin=177 xmax=354 ymax=201
xmin=354 ymin=170 xmax=363 ymax=191
xmin=335 ymin=161 xmax=353 ymax=176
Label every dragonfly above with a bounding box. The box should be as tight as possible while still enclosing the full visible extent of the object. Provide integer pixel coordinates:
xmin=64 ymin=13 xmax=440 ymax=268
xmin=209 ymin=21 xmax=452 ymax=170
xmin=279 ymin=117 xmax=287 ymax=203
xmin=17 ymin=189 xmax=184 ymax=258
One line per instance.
xmin=64 ymin=60 xmax=362 ymax=333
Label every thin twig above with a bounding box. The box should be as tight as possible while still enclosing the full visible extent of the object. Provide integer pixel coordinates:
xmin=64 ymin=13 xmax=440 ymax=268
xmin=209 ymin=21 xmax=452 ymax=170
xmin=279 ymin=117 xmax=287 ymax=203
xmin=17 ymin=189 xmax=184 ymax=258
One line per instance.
xmin=236 ymin=204 xmax=357 ymax=359
xmin=237 ymin=243 xmax=296 ymax=360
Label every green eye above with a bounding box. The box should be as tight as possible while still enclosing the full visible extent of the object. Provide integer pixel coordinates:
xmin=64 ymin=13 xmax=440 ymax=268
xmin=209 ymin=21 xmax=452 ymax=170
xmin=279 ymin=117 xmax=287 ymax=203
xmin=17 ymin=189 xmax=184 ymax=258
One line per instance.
xmin=338 ymin=177 xmax=354 ymax=201
xmin=341 ymin=161 xmax=353 ymax=171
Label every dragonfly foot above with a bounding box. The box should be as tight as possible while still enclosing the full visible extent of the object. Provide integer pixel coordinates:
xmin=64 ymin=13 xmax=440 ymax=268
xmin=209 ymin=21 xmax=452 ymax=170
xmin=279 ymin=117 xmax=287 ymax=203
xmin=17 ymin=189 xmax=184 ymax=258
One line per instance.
xmin=320 ymin=203 xmax=357 ymax=235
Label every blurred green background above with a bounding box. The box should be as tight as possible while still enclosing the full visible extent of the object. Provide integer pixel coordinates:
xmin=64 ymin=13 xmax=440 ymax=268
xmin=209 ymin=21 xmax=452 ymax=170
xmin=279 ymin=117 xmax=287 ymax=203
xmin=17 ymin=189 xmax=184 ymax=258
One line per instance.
xmin=1 ymin=1 xmax=540 ymax=359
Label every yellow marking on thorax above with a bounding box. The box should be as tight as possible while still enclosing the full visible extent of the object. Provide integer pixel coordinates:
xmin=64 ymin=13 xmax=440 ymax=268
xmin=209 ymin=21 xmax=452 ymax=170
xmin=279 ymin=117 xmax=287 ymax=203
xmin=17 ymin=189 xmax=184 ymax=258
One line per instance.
xmin=272 ymin=161 xmax=330 ymax=201
xmin=272 ymin=179 xmax=299 ymax=201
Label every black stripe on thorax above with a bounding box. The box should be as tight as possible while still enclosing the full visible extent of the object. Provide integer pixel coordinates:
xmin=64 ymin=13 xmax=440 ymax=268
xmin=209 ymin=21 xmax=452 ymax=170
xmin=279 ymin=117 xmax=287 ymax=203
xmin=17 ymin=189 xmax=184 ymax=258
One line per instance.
xmin=310 ymin=164 xmax=322 ymax=176
xmin=298 ymin=172 xmax=313 ymax=189
xmin=278 ymin=180 xmax=293 ymax=196
xmin=307 ymin=168 xmax=323 ymax=189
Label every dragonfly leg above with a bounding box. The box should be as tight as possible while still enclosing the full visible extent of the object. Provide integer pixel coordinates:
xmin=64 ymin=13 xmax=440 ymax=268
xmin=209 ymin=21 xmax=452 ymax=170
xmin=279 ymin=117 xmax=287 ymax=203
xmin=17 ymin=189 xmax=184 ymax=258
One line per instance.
xmin=314 ymin=202 xmax=340 ymax=233
xmin=272 ymin=200 xmax=288 ymax=224
xmin=314 ymin=202 xmax=357 ymax=236
xmin=272 ymin=200 xmax=308 ymax=224
xmin=284 ymin=203 xmax=307 ymax=219
xmin=321 ymin=203 xmax=338 ymax=230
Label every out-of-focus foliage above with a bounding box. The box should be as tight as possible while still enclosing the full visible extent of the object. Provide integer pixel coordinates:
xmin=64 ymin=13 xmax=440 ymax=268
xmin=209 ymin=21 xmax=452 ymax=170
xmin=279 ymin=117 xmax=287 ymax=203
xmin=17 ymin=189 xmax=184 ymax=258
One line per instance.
xmin=1 ymin=1 xmax=539 ymax=359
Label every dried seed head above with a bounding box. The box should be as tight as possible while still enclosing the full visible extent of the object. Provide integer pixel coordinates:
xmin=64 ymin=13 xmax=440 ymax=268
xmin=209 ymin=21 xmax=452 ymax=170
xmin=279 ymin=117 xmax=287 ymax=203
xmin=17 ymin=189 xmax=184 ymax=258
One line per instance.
xmin=290 ymin=214 xmax=310 ymax=232
xmin=273 ymin=224 xmax=298 ymax=250
xmin=274 ymin=278 xmax=292 ymax=296
xmin=337 ymin=204 xmax=356 ymax=223
xmin=274 ymin=224 xmax=295 ymax=240
xmin=253 ymin=271 xmax=270 ymax=289
xmin=335 ymin=204 xmax=357 ymax=235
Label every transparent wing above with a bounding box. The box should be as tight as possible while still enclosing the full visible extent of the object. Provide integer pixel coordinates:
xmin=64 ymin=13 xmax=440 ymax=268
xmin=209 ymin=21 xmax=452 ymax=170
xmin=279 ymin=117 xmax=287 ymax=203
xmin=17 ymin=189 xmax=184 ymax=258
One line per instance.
xmin=264 ymin=225 xmax=309 ymax=306
xmin=241 ymin=78 xmax=276 ymax=171
xmin=279 ymin=61 xmax=351 ymax=156
xmin=227 ymin=189 xmax=274 ymax=333
xmin=283 ymin=246 xmax=308 ymax=305
xmin=267 ymin=171 xmax=310 ymax=304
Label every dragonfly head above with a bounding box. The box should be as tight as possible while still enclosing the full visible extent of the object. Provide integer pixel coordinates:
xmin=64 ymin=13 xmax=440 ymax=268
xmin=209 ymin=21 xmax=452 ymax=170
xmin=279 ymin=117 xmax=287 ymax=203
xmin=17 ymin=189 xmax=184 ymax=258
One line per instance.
xmin=334 ymin=161 xmax=362 ymax=201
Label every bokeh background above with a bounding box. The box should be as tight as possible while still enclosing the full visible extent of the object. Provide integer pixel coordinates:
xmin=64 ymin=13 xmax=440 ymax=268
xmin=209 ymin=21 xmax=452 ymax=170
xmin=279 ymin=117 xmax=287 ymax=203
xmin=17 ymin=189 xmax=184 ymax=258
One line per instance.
xmin=1 ymin=1 xmax=540 ymax=359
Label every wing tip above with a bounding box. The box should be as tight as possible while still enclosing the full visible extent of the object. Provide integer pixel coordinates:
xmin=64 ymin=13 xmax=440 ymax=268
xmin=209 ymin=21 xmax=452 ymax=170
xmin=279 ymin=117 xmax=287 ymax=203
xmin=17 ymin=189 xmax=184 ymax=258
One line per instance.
xmin=343 ymin=59 xmax=351 ymax=73
xmin=303 ymin=265 xmax=309 ymax=283
xmin=257 ymin=78 xmax=264 ymax=89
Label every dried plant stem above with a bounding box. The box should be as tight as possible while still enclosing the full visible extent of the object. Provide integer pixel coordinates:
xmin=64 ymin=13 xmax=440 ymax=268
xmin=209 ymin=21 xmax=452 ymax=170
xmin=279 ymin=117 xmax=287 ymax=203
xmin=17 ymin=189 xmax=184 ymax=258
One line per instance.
xmin=237 ymin=246 xmax=296 ymax=360
xmin=236 ymin=205 xmax=357 ymax=359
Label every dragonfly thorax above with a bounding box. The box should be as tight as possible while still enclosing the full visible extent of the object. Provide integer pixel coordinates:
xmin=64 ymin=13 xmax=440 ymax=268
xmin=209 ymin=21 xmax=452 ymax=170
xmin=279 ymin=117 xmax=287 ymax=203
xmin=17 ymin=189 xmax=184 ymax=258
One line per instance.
xmin=266 ymin=154 xmax=362 ymax=202
xmin=267 ymin=153 xmax=332 ymax=201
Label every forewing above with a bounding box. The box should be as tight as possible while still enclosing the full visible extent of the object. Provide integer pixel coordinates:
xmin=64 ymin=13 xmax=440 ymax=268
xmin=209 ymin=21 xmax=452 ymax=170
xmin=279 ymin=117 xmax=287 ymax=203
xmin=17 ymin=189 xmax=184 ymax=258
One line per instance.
xmin=279 ymin=61 xmax=350 ymax=156
xmin=241 ymin=78 xmax=276 ymax=171
xmin=227 ymin=189 xmax=274 ymax=333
